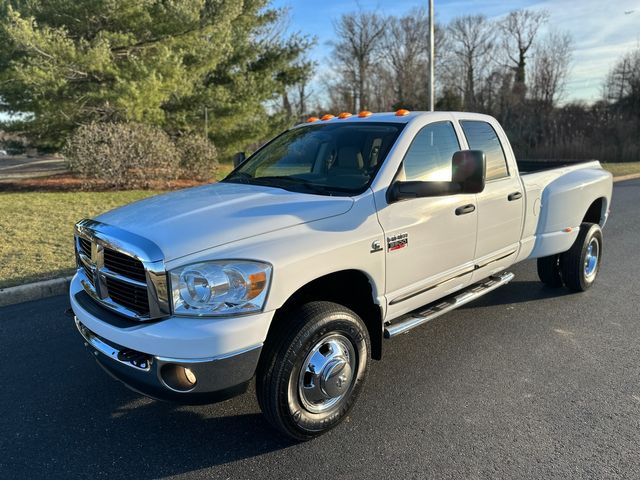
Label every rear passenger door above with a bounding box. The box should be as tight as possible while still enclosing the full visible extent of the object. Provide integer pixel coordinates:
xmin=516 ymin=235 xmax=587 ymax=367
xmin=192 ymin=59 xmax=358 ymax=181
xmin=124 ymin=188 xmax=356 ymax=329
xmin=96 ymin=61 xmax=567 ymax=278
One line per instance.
xmin=459 ymin=119 xmax=524 ymax=277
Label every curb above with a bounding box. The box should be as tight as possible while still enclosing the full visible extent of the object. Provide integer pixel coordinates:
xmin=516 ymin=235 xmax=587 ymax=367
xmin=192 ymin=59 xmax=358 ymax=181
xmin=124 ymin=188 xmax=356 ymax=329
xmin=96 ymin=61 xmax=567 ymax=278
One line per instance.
xmin=612 ymin=173 xmax=640 ymax=183
xmin=0 ymin=276 xmax=73 ymax=308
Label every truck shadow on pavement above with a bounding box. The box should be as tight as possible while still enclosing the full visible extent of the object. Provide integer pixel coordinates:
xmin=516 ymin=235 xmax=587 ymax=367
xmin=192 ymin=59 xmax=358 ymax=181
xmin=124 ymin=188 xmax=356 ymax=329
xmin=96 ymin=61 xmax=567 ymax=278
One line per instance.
xmin=459 ymin=280 xmax=571 ymax=309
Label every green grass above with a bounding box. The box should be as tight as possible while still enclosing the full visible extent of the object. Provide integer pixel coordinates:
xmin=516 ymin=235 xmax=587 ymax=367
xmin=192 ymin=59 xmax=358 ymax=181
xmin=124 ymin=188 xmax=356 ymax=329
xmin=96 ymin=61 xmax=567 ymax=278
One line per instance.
xmin=0 ymin=162 xmax=235 ymax=289
xmin=601 ymin=162 xmax=640 ymax=177
xmin=0 ymin=191 xmax=159 ymax=288
xmin=1 ymin=161 xmax=638 ymax=290
xmin=215 ymin=162 xmax=233 ymax=181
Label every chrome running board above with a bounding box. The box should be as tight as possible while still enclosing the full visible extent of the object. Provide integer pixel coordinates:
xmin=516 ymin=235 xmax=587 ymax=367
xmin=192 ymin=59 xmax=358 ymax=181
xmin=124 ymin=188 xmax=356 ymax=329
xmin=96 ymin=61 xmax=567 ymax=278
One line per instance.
xmin=384 ymin=272 xmax=515 ymax=338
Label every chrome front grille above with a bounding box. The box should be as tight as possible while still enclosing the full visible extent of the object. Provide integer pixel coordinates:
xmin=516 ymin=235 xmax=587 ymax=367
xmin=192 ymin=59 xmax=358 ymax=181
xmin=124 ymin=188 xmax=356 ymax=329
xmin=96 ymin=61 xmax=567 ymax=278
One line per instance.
xmin=104 ymin=276 xmax=150 ymax=315
xmin=74 ymin=219 xmax=170 ymax=321
xmin=78 ymin=237 xmax=94 ymax=282
xmin=103 ymin=248 xmax=147 ymax=283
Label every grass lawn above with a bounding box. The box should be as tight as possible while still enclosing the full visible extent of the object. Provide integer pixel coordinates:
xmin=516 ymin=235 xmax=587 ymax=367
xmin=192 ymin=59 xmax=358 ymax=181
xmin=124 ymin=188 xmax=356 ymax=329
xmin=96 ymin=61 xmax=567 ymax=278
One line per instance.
xmin=0 ymin=190 xmax=159 ymax=288
xmin=601 ymin=162 xmax=640 ymax=177
xmin=1 ymin=161 xmax=638 ymax=290
xmin=215 ymin=162 xmax=234 ymax=180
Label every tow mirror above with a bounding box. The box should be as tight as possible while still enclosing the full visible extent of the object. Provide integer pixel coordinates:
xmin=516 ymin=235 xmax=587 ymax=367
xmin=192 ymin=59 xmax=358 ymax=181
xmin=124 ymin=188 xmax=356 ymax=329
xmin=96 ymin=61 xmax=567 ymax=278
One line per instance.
xmin=233 ymin=151 xmax=246 ymax=168
xmin=388 ymin=150 xmax=485 ymax=202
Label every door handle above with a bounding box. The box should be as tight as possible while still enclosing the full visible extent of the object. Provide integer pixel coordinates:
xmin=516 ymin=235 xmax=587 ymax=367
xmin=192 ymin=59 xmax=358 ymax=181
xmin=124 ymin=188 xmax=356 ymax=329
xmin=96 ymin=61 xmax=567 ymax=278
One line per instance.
xmin=455 ymin=204 xmax=476 ymax=215
xmin=508 ymin=191 xmax=522 ymax=201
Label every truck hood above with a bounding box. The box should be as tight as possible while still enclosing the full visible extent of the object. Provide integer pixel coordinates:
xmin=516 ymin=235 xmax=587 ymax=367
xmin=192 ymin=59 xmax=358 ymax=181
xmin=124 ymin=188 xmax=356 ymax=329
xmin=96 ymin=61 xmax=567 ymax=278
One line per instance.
xmin=96 ymin=182 xmax=354 ymax=261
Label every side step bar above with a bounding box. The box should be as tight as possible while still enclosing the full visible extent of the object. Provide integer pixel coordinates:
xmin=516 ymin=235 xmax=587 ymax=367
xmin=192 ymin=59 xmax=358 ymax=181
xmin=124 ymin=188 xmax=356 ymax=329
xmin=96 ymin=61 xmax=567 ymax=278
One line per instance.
xmin=384 ymin=272 xmax=515 ymax=338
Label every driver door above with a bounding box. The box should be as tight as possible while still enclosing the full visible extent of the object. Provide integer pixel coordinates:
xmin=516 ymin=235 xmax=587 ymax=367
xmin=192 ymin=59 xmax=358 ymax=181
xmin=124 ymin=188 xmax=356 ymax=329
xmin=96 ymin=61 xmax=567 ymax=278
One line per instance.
xmin=376 ymin=120 xmax=478 ymax=318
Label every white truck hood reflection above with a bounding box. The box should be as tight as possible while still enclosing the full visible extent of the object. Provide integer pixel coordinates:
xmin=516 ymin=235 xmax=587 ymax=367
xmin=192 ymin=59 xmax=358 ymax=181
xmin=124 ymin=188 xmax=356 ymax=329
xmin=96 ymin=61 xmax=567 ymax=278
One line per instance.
xmin=96 ymin=182 xmax=354 ymax=261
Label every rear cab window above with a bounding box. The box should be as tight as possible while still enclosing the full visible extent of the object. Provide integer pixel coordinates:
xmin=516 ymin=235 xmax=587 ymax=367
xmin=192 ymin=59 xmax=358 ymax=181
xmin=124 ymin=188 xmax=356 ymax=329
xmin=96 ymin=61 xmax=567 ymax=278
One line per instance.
xmin=460 ymin=120 xmax=509 ymax=181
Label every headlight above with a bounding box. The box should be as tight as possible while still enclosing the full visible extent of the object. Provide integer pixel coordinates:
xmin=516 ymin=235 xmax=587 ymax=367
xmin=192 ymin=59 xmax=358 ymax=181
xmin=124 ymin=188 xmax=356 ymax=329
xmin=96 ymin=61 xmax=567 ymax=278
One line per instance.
xmin=169 ymin=261 xmax=272 ymax=316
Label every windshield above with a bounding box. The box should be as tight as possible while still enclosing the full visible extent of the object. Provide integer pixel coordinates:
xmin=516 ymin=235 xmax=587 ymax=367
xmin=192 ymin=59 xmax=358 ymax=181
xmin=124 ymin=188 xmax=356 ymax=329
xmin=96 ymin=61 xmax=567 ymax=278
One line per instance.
xmin=223 ymin=122 xmax=404 ymax=196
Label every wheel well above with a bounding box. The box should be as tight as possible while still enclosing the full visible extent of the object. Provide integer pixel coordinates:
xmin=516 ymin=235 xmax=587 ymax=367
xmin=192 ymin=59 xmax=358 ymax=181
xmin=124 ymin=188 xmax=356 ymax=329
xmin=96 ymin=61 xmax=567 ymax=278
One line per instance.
xmin=583 ymin=197 xmax=605 ymax=225
xmin=267 ymin=270 xmax=383 ymax=360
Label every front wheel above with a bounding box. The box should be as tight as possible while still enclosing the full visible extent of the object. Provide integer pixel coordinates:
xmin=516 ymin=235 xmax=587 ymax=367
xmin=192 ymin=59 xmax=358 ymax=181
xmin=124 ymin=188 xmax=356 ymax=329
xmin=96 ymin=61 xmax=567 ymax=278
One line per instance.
xmin=256 ymin=301 xmax=370 ymax=441
xmin=561 ymin=222 xmax=603 ymax=292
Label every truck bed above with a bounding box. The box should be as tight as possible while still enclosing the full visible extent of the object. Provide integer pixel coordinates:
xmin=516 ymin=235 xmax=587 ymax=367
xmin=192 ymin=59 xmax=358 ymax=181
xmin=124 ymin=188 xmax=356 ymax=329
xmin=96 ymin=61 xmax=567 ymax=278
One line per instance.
xmin=516 ymin=160 xmax=612 ymax=262
xmin=517 ymin=159 xmax=596 ymax=175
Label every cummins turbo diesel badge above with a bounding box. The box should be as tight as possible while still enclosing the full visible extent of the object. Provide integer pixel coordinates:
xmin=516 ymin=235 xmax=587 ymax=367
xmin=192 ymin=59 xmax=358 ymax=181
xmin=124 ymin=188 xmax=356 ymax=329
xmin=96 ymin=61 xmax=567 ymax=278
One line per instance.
xmin=387 ymin=233 xmax=408 ymax=251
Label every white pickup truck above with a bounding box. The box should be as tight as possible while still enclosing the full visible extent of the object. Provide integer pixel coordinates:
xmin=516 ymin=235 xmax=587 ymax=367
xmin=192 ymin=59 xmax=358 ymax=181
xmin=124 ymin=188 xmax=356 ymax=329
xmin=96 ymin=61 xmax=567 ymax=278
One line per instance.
xmin=71 ymin=111 xmax=613 ymax=440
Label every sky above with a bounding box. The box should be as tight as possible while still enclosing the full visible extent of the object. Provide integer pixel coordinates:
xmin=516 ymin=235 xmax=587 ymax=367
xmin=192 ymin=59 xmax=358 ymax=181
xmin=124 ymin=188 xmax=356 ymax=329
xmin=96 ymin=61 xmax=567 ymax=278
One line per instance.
xmin=1 ymin=1 xmax=637 ymax=122
xmin=272 ymin=0 xmax=640 ymax=104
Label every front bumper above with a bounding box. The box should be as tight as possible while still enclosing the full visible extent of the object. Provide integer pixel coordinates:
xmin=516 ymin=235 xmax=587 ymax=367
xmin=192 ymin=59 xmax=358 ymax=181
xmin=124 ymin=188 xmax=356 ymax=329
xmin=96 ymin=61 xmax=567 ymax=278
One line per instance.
xmin=70 ymin=272 xmax=273 ymax=404
xmin=75 ymin=318 xmax=260 ymax=404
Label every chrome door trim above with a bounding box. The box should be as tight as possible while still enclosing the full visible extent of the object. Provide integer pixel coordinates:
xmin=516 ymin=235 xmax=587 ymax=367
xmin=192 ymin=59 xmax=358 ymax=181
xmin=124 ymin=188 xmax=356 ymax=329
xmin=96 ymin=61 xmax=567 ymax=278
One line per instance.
xmin=389 ymin=265 xmax=476 ymax=306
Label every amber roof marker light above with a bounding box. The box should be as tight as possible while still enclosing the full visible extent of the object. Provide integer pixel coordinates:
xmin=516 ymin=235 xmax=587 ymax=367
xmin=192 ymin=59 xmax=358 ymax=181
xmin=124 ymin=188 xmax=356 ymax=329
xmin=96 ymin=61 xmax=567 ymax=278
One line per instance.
xmin=338 ymin=112 xmax=353 ymax=119
xmin=320 ymin=114 xmax=335 ymax=121
xmin=358 ymin=111 xmax=373 ymax=118
xmin=395 ymin=109 xmax=410 ymax=116
xmin=306 ymin=117 xmax=319 ymax=123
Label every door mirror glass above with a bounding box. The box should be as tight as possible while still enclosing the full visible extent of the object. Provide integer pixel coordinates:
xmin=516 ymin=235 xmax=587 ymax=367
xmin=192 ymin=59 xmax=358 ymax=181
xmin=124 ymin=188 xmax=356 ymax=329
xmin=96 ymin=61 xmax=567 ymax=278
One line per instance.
xmin=388 ymin=150 xmax=485 ymax=202
xmin=452 ymin=150 xmax=486 ymax=194
xmin=233 ymin=151 xmax=246 ymax=168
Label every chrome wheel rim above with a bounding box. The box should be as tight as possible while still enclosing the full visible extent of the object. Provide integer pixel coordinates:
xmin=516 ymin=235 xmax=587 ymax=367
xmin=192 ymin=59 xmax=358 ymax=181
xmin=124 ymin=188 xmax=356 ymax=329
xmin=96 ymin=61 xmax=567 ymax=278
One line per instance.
xmin=297 ymin=333 xmax=356 ymax=414
xmin=584 ymin=237 xmax=599 ymax=280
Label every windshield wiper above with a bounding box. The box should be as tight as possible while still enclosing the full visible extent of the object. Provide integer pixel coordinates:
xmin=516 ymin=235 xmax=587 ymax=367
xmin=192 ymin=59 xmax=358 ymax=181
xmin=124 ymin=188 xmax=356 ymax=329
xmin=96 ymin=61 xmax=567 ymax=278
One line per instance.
xmin=223 ymin=171 xmax=252 ymax=183
xmin=249 ymin=176 xmax=332 ymax=195
xmin=225 ymin=174 xmax=357 ymax=196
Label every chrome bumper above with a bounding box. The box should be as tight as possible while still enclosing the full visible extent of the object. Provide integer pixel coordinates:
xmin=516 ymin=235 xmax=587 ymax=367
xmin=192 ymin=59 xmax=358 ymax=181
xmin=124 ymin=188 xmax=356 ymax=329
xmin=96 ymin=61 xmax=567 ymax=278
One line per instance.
xmin=75 ymin=318 xmax=261 ymax=404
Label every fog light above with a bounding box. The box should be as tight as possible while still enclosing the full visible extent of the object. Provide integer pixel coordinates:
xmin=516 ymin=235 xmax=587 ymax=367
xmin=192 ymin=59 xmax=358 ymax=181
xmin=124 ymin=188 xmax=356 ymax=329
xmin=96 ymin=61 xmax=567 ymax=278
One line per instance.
xmin=184 ymin=367 xmax=196 ymax=385
xmin=160 ymin=364 xmax=197 ymax=392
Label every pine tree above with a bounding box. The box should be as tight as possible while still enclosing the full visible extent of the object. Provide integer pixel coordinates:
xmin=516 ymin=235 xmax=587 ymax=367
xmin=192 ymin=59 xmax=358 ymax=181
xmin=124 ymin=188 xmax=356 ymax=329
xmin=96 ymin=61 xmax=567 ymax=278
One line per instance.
xmin=0 ymin=0 xmax=313 ymax=156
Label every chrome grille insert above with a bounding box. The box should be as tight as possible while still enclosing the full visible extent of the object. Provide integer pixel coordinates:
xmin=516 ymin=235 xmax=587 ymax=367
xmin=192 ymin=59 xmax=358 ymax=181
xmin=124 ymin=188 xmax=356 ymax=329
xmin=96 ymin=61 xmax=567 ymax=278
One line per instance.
xmin=104 ymin=276 xmax=149 ymax=315
xmin=104 ymin=248 xmax=147 ymax=283
xmin=74 ymin=219 xmax=170 ymax=321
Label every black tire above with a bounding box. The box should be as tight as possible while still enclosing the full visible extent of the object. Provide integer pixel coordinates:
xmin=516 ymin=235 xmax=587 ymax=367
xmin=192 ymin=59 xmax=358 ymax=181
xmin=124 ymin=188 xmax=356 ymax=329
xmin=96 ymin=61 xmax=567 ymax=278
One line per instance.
xmin=560 ymin=222 xmax=603 ymax=292
xmin=256 ymin=301 xmax=370 ymax=441
xmin=537 ymin=254 xmax=563 ymax=288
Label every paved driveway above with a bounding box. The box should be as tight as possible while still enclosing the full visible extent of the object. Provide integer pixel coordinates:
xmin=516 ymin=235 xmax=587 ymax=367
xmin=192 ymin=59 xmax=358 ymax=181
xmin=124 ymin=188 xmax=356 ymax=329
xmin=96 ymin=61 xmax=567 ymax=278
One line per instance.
xmin=0 ymin=155 xmax=67 ymax=180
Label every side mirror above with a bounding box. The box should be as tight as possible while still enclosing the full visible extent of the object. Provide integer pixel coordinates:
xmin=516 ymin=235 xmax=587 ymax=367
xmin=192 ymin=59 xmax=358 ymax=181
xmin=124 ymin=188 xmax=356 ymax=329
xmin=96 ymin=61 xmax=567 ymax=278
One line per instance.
xmin=233 ymin=151 xmax=246 ymax=168
xmin=388 ymin=150 xmax=485 ymax=202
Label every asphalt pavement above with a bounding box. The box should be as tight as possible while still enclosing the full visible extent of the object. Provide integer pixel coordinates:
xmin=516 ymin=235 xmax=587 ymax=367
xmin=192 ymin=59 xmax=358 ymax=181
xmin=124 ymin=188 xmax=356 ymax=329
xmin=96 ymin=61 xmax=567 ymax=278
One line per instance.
xmin=1 ymin=180 xmax=639 ymax=479
xmin=0 ymin=155 xmax=67 ymax=181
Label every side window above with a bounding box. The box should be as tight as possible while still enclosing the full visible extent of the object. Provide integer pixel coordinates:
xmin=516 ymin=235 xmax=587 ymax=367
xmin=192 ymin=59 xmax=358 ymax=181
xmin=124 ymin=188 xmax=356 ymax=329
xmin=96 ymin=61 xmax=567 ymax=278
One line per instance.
xmin=402 ymin=121 xmax=460 ymax=182
xmin=460 ymin=120 xmax=509 ymax=181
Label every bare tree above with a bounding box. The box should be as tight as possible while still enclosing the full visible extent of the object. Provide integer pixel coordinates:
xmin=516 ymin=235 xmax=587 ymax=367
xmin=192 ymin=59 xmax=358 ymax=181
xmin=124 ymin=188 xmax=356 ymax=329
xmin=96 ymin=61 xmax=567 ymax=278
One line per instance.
xmin=381 ymin=8 xmax=446 ymax=109
xmin=604 ymin=46 xmax=640 ymax=104
xmin=382 ymin=8 xmax=428 ymax=108
xmin=530 ymin=31 xmax=573 ymax=106
xmin=332 ymin=10 xmax=386 ymax=111
xmin=447 ymin=15 xmax=495 ymax=110
xmin=499 ymin=9 xmax=549 ymax=98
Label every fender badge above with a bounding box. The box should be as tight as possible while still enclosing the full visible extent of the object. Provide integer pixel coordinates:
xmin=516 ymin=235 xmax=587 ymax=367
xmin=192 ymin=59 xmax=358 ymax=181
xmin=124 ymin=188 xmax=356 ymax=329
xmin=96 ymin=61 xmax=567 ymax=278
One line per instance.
xmin=387 ymin=233 xmax=408 ymax=251
xmin=370 ymin=240 xmax=383 ymax=253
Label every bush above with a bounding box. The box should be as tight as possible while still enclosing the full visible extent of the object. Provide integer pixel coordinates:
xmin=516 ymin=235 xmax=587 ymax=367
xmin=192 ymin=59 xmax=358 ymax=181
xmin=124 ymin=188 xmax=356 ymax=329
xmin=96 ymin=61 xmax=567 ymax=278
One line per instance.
xmin=175 ymin=134 xmax=219 ymax=181
xmin=63 ymin=123 xmax=180 ymax=188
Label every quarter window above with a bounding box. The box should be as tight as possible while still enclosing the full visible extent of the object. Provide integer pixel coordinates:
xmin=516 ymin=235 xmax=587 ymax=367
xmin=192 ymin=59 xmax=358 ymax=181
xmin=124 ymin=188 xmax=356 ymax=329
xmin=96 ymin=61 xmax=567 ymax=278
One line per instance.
xmin=460 ymin=120 xmax=509 ymax=180
xmin=401 ymin=121 xmax=460 ymax=182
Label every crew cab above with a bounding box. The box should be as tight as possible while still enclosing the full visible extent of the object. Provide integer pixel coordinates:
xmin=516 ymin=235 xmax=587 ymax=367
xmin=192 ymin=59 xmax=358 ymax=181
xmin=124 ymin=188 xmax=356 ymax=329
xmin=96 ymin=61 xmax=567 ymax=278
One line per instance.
xmin=70 ymin=111 xmax=613 ymax=440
